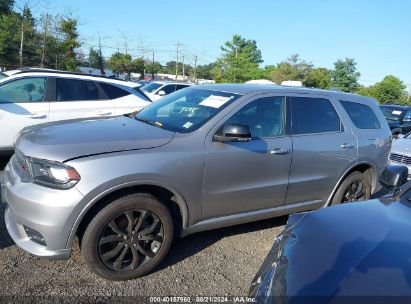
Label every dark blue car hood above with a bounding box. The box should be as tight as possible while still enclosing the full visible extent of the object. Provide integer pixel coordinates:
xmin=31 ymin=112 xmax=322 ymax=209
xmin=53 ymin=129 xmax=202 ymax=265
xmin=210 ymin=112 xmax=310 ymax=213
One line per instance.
xmin=250 ymin=199 xmax=411 ymax=302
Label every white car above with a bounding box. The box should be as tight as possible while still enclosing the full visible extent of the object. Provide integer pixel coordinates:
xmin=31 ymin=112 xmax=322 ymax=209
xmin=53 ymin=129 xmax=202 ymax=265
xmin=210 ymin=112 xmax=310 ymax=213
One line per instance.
xmin=141 ymin=81 xmax=192 ymax=102
xmin=0 ymin=69 xmax=151 ymax=151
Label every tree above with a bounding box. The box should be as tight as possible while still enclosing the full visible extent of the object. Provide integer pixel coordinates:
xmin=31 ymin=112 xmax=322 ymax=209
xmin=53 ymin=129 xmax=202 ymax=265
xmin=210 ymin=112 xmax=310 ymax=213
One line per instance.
xmin=332 ymin=58 xmax=360 ymax=92
xmin=357 ymin=75 xmax=407 ymax=104
xmin=195 ymin=63 xmax=213 ymax=80
xmin=59 ymin=16 xmax=81 ymax=71
xmin=88 ymin=47 xmax=105 ymax=74
xmin=213 ymin=34 xmax=263 ymax=83
xmin=0 ymin=0 xmax=14 ymax=18
xmin=304 ymin=68 xmax=333 ymax=89
xmin=266 ymin=54 xmax=313 ymax=84
xmin=107 ymin=52 xmax=144 ymax=79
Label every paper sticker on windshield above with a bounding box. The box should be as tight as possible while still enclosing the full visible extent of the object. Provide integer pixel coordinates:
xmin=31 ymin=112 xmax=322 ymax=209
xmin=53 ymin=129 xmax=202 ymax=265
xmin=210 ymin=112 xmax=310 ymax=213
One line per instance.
xmin=183 ymin=122 xmax=193 ymax=129
xmin=392 ymin=110 xmax=402 ymax=115
xmin=199 ymin=95 xmax=232 ymax=108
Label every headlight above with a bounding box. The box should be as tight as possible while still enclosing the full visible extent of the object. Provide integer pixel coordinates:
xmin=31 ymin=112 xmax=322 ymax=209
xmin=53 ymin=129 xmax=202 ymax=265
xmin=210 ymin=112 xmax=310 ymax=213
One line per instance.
xmin=29 ymin=158 xmax=81 ymax=190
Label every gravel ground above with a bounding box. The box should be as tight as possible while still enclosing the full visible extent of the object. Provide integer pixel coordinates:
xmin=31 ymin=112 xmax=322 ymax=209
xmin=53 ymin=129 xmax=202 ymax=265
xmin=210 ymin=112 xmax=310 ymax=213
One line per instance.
xmin=0 ymin=156 xmax=286 ymax=300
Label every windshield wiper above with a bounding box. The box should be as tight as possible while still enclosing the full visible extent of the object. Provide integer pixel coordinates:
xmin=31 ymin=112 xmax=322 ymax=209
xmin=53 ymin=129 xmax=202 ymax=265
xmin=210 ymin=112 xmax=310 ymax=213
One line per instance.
xmin=135 ymin=117 xmax=163 ymax=129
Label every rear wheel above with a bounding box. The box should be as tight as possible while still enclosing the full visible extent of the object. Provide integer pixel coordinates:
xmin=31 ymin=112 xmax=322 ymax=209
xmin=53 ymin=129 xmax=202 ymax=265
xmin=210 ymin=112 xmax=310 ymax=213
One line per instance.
xmin=331 ymin=171 xmax=371 ymax=205
xmin=81 ymin=193 xmax=173 ymax=280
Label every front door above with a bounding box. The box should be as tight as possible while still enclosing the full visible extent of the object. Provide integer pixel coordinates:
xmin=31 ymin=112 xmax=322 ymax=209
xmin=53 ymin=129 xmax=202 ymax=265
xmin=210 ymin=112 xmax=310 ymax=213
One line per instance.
xmin=0 ymin=77 xmax=50 ymax=149
xmin=202 ymin=95 xmax=292 ymax=218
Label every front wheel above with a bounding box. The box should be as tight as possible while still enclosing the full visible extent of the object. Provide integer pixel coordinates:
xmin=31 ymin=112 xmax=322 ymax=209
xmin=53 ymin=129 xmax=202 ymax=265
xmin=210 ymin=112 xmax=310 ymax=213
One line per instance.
xmin=331 ymin=171 xmax=371 ymax=205
xmin=81 ymin=193 xmax=174 ymax=280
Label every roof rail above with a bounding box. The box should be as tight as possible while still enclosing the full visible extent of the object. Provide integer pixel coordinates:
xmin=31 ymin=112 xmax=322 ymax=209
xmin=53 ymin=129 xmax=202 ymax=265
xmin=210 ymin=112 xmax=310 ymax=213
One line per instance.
xmin=12 ymin=68 xmax=126 ymax=82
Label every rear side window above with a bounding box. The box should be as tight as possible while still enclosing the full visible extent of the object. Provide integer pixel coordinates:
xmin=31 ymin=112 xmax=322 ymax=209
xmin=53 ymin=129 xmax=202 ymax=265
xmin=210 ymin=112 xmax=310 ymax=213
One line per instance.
xmin=99 ymin=82 xmax=130 ymax=99
xmin=291 ymin=97 xmax=341 ymax=135
xmin=56 ymin=78 xmax=101 ymax=101
xmin=340 ymin=100 xmax=381 ymax=129
xmin=160 ymin=85 xmax=176 ymax=95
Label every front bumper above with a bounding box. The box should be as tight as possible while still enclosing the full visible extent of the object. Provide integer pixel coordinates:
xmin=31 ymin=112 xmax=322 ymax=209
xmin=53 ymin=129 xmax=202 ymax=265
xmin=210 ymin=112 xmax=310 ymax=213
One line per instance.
xmin=3 ymin=159 xmax=84 ymax=259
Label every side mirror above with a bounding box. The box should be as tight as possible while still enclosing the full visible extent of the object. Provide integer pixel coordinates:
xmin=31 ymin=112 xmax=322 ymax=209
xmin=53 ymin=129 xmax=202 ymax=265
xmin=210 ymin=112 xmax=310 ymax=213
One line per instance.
xmin=157 ymin=90 xmax=166 ymax=96
xmin=213 ymin=123 xmax=252 ymax=142
xmin=379 ymin=165 xmax=408 ymax=191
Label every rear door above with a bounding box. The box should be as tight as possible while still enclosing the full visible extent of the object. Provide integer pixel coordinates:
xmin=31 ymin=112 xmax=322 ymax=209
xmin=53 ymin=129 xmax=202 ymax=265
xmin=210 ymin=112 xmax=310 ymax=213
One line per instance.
xmin=0 ymin=76 xmax=50 ymax=149
xmin=202 ymin=94 xmax=292 ymax=218
xmin=285 ymin=95 xmax=357 ymax=206
xmin=48 ymin=77 xmax=116 ymax=121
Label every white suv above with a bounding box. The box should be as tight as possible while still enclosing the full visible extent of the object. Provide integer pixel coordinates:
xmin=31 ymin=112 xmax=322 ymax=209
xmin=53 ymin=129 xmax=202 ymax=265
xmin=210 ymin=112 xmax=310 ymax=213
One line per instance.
xmin=0 ymin=69 xmax=151 ymax=151
xmin=141 ymin=81 xmax=191 ymax=102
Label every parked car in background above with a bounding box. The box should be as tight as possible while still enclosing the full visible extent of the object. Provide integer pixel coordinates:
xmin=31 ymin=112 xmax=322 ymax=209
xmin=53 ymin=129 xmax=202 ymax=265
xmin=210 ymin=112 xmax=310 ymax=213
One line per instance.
xmin=141 ymin=81 xmax=191 ymax=101
xmin=3 ymin=84 xmax=391 ymax=280
xmin=380 ymin=104 xmax=411 ymax=135
xmin=135 ymin=80 xmax=151 ymax=87
xmin=0 ymin=69 xmax=151 ymax=152
xmin=389 ymin=132 xmax=411 ymax=177
xmin=250 ymin=165 xmax=411 ymax=301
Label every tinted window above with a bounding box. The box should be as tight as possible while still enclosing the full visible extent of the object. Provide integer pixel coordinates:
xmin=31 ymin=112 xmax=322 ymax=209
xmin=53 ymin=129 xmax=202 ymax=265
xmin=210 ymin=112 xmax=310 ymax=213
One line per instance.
xmin=56 ymin=78 xmax=100 ymax=101
xmin=160 ymin=84 xmax=176 ymax=95
xmin=176 ymin=84 xmax=189 ymax=91
xmin=380 ymin=106 xmax=404 ymax=122
xmin=292 ymin=97 xmax=341 ymax=134
xmin=226 ymin=96 xmax=285 ymax=137
xmin=0 ymin=77 xmax=47 ymax=103
xmin=341 ymin=100 xmax=381 ymax=129
xmin=99 ymin=82 xmax=130 ymax=99
xmin=141 ymin=82 xmax=162 ymax=93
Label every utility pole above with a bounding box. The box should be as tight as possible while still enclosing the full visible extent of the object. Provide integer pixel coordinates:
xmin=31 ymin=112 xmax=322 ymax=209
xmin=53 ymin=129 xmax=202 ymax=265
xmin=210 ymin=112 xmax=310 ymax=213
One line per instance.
xmin=193 ymin=55 xmax=198 ymax=83
xmin=19 ymin=16 xmax=24 ymax=67
xmin=152 ymin=50 xmax=155 ymax=80
xmin=175 ymin=42 xmax=181 ymax=81
xmin=182 ymin=55 xmax=185 ymax=80
xmin=98 ymin=33 xmax=105 ymax=75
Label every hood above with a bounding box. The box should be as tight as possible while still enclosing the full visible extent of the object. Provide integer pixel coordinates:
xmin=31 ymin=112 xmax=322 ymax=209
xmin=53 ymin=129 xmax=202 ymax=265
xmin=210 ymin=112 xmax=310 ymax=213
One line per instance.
xmin=16 ymin=116 xmax=174 ymax=162
xmin=250 ymin=199 xmax=411 ymax=300
xmin=391 ymin=138 xmax=411 ymax=156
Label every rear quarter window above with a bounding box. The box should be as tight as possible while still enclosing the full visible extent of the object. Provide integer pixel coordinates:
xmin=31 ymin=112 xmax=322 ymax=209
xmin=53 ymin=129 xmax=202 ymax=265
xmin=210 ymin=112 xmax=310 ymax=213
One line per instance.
xmin=340 ymin=100 xmax=381 ymax=129
xmin=99 ymin=82 xmax=131 ymax=99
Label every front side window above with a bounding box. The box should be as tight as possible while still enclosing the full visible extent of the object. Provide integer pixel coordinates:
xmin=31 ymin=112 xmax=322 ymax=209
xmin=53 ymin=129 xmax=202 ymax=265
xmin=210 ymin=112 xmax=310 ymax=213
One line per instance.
xmin=56 ymin=78 xmax=100 ymax=101
xmin=136 ymin=88 xmax=241 ymax=133
xmin=0 ymin=77 xmax=47 ymax=103
xmin=292 ymin=97 xmax=341 ymax=135
xmin=225 ymin=96 xmax=286 ymax=138
xmin=340 ymin=100 xmax=381 ymax=129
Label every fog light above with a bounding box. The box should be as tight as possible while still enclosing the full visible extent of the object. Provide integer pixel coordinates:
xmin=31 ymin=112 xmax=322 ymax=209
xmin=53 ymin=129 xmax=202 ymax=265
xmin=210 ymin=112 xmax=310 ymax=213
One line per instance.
xmin=23 ymin=226 xmax=46 ymax=246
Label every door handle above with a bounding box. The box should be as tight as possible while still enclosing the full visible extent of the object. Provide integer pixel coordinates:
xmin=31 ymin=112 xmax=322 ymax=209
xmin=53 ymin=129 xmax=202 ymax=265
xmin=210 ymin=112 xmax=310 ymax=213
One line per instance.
xmin=269 ymin=148 xmax=290 ymax=155
xmin=97 ymin=112 xmax=112 ymax=116
xmin=341 ymin=143 xmax=354 ymax=149
xmin=28 ymin=113 xmax=47 ymax=119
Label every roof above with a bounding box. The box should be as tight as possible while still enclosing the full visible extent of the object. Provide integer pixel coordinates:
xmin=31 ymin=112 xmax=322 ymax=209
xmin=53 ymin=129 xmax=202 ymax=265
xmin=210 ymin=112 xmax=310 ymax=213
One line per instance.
xmin=151 ymin=81 xmax=192 ymax=85
xmin=193 ymin=83 xmax=376 ymax=102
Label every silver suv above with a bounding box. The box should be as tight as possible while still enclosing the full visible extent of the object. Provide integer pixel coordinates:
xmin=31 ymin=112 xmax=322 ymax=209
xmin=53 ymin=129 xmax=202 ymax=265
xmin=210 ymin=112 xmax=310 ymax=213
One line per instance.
xmin=2 ymin=84 xmax=391 ymax=280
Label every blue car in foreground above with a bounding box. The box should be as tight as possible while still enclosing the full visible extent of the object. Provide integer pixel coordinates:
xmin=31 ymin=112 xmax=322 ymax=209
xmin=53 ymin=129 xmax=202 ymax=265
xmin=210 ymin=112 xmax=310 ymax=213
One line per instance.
xmin=250 ymin=165 xmax=411 ymax=304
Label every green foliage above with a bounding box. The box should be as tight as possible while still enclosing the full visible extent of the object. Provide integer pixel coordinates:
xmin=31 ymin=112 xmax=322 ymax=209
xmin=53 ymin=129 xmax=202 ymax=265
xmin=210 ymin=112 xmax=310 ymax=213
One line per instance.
xmin=265 ymin=54 xmax=313 ymax=84
xmin=357 ymin=75 xmax=407 ymax=104
xmin=59 ymin=17 xmax=81 ymax=71
xmin=87 ymin=47 xmax=105 ymax=74
xmin=213 ymin=34 xmax=263 ymax=83
xmin=107 ymin=52 xmax=145 ymax=79
xmin=195 ymin=63 xmax=213 ymax=80
xmin=332 ymin=58 xmax=360 ymax=92
xmin=0 ymin=0 xmax=14 ymax=17
xmin=303 ymin=68 xmax=333 ymax=89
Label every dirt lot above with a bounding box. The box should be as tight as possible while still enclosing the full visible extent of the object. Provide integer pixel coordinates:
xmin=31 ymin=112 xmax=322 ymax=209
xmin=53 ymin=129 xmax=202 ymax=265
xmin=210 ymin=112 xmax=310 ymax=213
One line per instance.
xmin=0 ymin=156 xmax=286 ymax=300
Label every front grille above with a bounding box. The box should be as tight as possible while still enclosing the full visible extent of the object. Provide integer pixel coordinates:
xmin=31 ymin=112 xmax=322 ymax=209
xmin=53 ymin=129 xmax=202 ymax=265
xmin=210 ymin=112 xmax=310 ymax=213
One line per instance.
xmin=390 ymin=153 xmax=411 ymax=165
xmin=12 ymin=150 xmax=32 ymax=182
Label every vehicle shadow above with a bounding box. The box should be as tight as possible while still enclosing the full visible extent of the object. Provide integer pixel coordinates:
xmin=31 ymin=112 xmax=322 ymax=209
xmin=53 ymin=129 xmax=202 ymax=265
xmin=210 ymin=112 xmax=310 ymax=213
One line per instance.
xmin=155 ymin=215 xmax=288 ymax=273
xmin=0 ymin=204 xmax=14 ymax=249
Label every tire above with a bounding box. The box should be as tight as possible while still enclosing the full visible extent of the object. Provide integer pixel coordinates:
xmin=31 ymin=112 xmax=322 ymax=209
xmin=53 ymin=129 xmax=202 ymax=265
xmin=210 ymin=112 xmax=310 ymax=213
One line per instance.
xmin=331 ymin=171 xmax=371 ymax=205
xmin=81 ymin=193 xmax=174 ymax=280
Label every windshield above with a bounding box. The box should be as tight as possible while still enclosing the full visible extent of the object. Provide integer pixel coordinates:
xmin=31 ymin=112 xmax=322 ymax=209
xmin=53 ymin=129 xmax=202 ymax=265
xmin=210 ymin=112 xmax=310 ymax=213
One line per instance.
xmin=0 ymin=72 xmax=8 ymax=80
xmin=141 ymin=82 xmax=162 ymax=93
xmin=136 ymin=88 xmax=241 ymax=133
xmin=380 ymin=106 xmax=405 ymax=121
